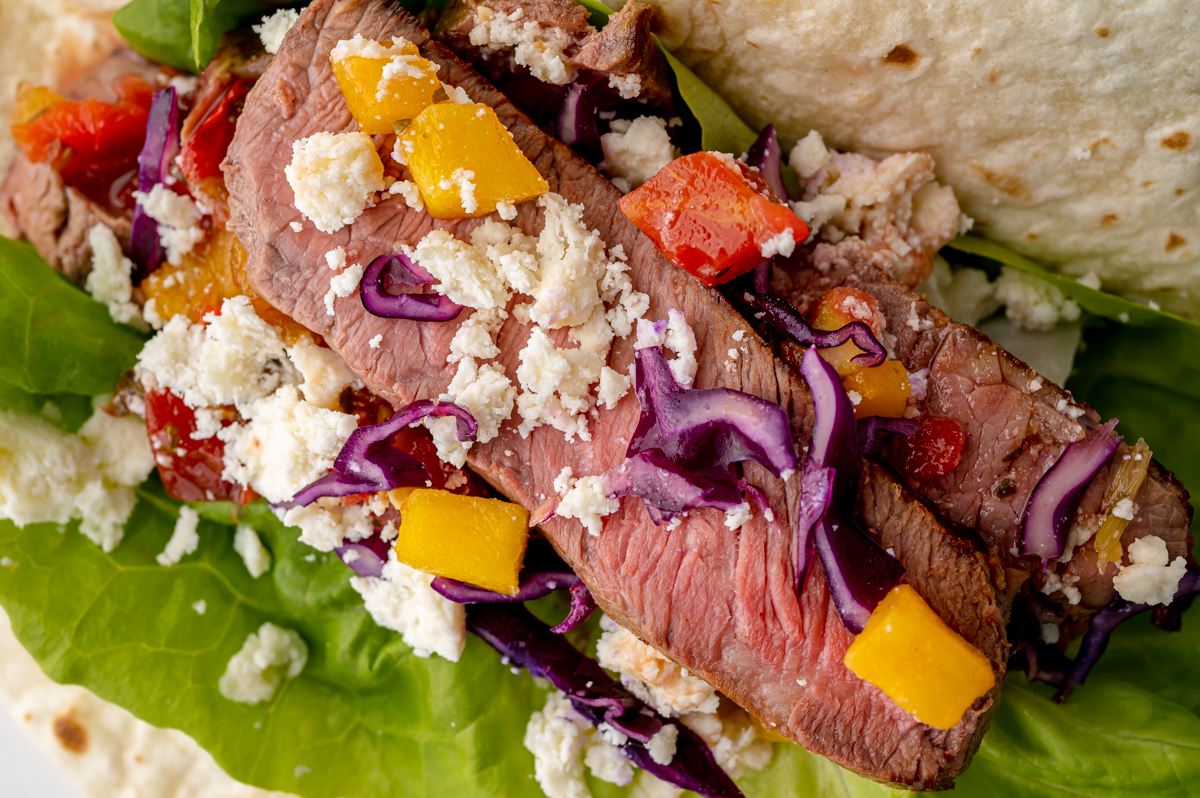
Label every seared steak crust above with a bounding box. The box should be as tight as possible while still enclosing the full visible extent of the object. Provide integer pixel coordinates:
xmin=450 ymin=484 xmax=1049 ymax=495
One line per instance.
xmin=776 ymin=253 xmax=1193 ymax=627
xmin=225 ymin=0 xmax=1004 ymax=786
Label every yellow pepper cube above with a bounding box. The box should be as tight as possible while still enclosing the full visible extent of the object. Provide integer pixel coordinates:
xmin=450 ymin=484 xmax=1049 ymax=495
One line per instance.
xmin=843 ymin=361 xmax=912 ymax=420
xmin=844 ymin=584 xmax=995 ymax=730
xmin=393 ymin=489 xmax=531 ymax=595
xmin=330 ymin=36 xmax=442 ymax=135
xmin=399 ymin=102 xmax=549 ymax=219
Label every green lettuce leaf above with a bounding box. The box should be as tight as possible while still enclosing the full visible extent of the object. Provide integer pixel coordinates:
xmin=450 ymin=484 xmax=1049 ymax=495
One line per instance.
xmin=113 ymin=0 xmax=197 ymax=72
xmin=945 ymin=236 xmax=1200 ymax=530
xmin=0 ymin=238 xmax=146 ymax=396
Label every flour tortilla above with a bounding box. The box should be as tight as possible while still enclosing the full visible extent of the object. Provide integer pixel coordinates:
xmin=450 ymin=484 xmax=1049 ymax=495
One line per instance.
xmin=644 ymin=0 xmax=1200 ymax=316
xmin=0 ymin=606 xmax=298 ymax=798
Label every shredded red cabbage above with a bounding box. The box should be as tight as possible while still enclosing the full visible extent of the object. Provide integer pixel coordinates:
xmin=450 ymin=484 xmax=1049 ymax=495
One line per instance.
xmin=129 ymin=87 xmax=179 ymax=282
xmin=604 ymin=346 xmax=798 ymax=524
xmin=746 ymin=124 xmax=788 ymax=201
xmin=745 ymin=291 xmax=886 ymax=368
xmin=291 ymin=399 xmax=477 ymax=505
xmin=467 ymin=603 xmax=744 ymax=798
xmin=432 ymin=571 xmax=596 ymax=633
xmin=857 ymin=417 xmax=921 ymax=457
xmin=1022 ymin=419 xmax=1121 ymax=563
xmin=557 ymin=82 xmax=602 ymax=163
xmin=360 ymin=253 xmax=464 ymax=321
xmin=336 ymin=533 xmax=392 ymax=578
xmin=1055 ymin=569 xmax=1200 ymax=701
xmin=795 ymin=459 xmax=833 ymax=589
xmin=800 ymin=348 xmax=905 ymax=632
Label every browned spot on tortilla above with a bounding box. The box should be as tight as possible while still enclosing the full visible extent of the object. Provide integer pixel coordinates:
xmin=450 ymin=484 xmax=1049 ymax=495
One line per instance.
xmin=1096 ymin=27 xmax=1110 ymax=37
xmin=23 ymin=712 xmax=32 ymax=722
xmin=885 ymin=45 xmax=918 ymax=66
xmin=1026 ymin=233 xmax=1038 ymax=241
xmin=1144 ymin=181 xmax=1155 ymax=188
xmin=1162 ymin=131 xmax=1191 ymax=151
xmin=1176 ymin=188 xmax=1186 ymax=196
xmin=53 ymin=711 xmax=88 ymax=753
xmin=986 ymin=66 xmax=999 ymax=83
xmin=972 ymin=46 xmax=982 ymax=57
xmin=1101 ymin=214 xmax=1119 ymax=227
xmin=1166 ymin=233 xmax=1187 ymax=251
xmin=971 ymin=165 xmax=1027 ymax=197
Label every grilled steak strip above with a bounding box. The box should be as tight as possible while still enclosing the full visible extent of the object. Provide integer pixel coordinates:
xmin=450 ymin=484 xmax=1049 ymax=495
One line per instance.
xmin=225 ymin=0 xmax=1005 ymax=786
xmin=775 ymin=252 xmax=1193 ymax=634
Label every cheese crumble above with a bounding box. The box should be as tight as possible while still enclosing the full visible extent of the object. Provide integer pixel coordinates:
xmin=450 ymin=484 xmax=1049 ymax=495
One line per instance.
xmin=234 ymin=523 xmax=272 ymax=578
xmin=553 ymin=467 xmax=619 ymax=536
xmin=285 ymin=131 xmax=385 ymax=233
xmin=85 ymin=224 xmax=146 ymax=329
xmin=349 ymin=550 xmax=466 ymax=661
xmin=132 ymin=184 xmax=204 ymax=266
xmin=157 ymin=506 xmax=200 ymax=566
xmin=470 ymin=5 xmax=575 ymax=85
xmin=253 ymin=8 xmax=299 ymax=54
xmin=1114 ymin=535 xmax=1187 ymax=606
xmin=218 ymin=622 xmax=308 ymax=705
xmin=601 ymin=117 xmax=674 ymax=193
xmin=596 ymin=616 xmax=720 ymax=717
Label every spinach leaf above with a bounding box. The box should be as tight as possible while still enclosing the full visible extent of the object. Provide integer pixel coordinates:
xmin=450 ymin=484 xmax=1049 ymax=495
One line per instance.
xmin=0 ymin=238 xmax=146 ymax=396
xmin=660 ymin=49 xmax=757 ymax=156
xmin=0 ymin=379 xmax=96 ymax=433
xmin=190 ymin=0 xmax=277 ymax=73
xmin=113 ymin=0 xmax=197 ymax=72
xmin=945 ymin=236 xmax=1200 ymax=529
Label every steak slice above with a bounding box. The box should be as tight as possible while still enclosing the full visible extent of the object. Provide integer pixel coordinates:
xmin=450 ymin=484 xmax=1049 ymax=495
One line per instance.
xmin=775 ymin=251 xmax=1194 ymax=629
xmin=225 ymin=0 xmax=1005 ymax=786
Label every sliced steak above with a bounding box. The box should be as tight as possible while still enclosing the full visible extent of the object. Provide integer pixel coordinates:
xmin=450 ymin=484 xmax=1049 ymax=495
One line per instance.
xmin=225 ymin=0 xmax=1004 ymax=786
xmin=434 ymin=0 xmax=673 ymax=124
xmin=775 ymin=250 xmax=1193 ymax=625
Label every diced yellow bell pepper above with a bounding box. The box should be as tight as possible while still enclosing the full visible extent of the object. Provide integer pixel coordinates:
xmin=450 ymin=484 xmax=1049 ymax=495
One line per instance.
xmin=330 ymin=37 xmax=442 ymax=135
xmin=844 ymin=584 xmax=995 ymax=730
xmin=811 ymin=287 xmax=883 ymax=378
xmin=1094 ymin=438 xmax=1152 ymax=572
xmin=393 ymin=488 xmax=531 ymax=595
xmin=843 ymin=361 xmax=912 ymax=420
xmin=10 ymin=82 xmax=69 ymax=125
xmin=399 ymin=102 xmax=549 ymax=219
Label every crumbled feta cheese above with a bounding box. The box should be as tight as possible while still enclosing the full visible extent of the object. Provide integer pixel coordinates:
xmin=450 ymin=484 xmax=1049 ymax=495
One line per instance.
xmin=221 ymin=385 xmax=358 ymax=503
xmin=601 ymin=117 xmax=674 ymax=192
xmin=583 ymin=732 xmax=633 ymax=787
xmin=85 ymin=224 xmax=146 ymax=329
xmin=437 ymin=357 xmax=516 ymax=446
xmin=530 ymin=193 xmax=612 ymax=328
xmin=724 ymin=502 xmax=753 ymax=530
xmin=496 ymin=200 xmax=517 ymax=220
xmin=1040 ymin=570 xmax=1081 ymax=605
xmin=369 ymin=334 xmax=383 ymax=349
xmin=192 ymin=599 xmax=207 ymax=615
xmin=448 ymin=308 xmax=506 ymax=362
xmin=350 ymin=550 xmax=466 ymax=660
xmin=608 ymin=73 xmax=642 ymax=100
xmin=680 ymin=707 xmax=773 ymax=778
xmin=0 ymin=557 xmax=14 ymax=568
xmin=234 ymin=523 xmax=272 ymax=578
xmin=278 ymin=500 xmax=374 ymax=552
xmin=157 ymin=506 xmax=200 ymax=566
xmin=993 ymin=267 xmax=1081 ymax=331
xmin=168 ymin=75 xmax=198 ymax=96
xmin=1114 ymin=536 xmax=1187 ymax=606
xmin=290 ymin=221 xmax=304 ymax=232
xmin=1039 ymin=622 xmax=1060 ymax=645
xmin=288 ymin=337 xmax=359 ymax=409
xmin=1076 ymin=271 xmax=1102 ymax=290
xmin=597 ymin=366 xmax=632 ymax=410
xmin=411 ymin=231 xmax=510 ymax=310
xmin=324 ymin=247 xmax=346 ymax=271
xmin=635 ymin=318 xmax=668 ymax=350
xmin=285 ymin=131 xmax=385 ymax=233
xmin=515 ymin=328 xmax=601 ymax=441
xmin=133 ymin=184 xmax=204 ymax=266
xmin=664 ymin=310 xmax=698 ymax=387
xmin=1112 ymin=497 xmax=1136 ymax=521
xmin=218 ymin=622 xmax=308 ymax=704
xmin=440 ymin=81 xmax=472 ymax=104
xmin=524 ymin=691 xmax=591 ymax=798
xmin=732 ymin=330 xmax=746 ymax=342
xmin=388 ymin=179 xmax=424 ymax=212
xmin=554 ymin=468 xmax=618 ymax=536
xmin=846 ymin=390 xmax=863 ymax=406
xmin=442 ymin=167 xmax=478 ymax=214
xmin=137 ymin=296 xmax=294 ymax=412
xmin=596 ymin=616 xmax=719 ymax=717
xmin=1118 ymin=311 xmax=1130 ymax=324
xmin=789 ymin=130 xmax=830 ymax=180
xmin=1028 ymin=378 xmax=1043 ymax=391
xmin=253 ymin=8 xmax=299 ymax=54
xmin=324 ymin=259 xmax=364 ymax=316
xmin=759 ymin=229 xmax=796 ymax=259
xmin=646 ymin=724 xmax=678 ymax=766
xmin=0 ymin=408 xmax=153 ymax=552
xmin=470 ymin=5 xmax=576 ymax=85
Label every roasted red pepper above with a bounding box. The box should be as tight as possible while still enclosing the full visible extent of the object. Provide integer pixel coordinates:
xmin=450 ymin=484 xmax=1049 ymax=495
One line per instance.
xmin=11 ymin=75 xmax=154 ymax=206
xmin=618 ymin=151 xmax=809 ymax=287
xmin=178 ymin=78 xmax=252 ymax=188
xmin=144 ymin=387 xmax=253 ymax=504
xmin=895 ymin=417 xmax=966 ymax=481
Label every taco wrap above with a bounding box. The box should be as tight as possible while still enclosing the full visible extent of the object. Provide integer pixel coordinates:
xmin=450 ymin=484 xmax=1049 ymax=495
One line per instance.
xmin=0 ymin=0 xmax=1198 ymax=796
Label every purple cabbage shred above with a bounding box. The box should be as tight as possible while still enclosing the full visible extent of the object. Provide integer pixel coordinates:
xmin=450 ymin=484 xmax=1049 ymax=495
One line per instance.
xmin=557 ymin=82 xmax=603 ymax=164
xmin=857 ymin=417 xmax=921 ymax=457
xmin=746 ymin=124 xmax=788 ymax=201
xmin=467 ymin=603 xmax=744 ymax=798
xmin=744 ymin=291 xmax=886 ymax=368
xmin=291 ymin=399 xmax=477 ymax=506
xmin=129 ymin=87 xmax=180 ymax=283
xmin=360 ymin=253 xmax=464 ymax=321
